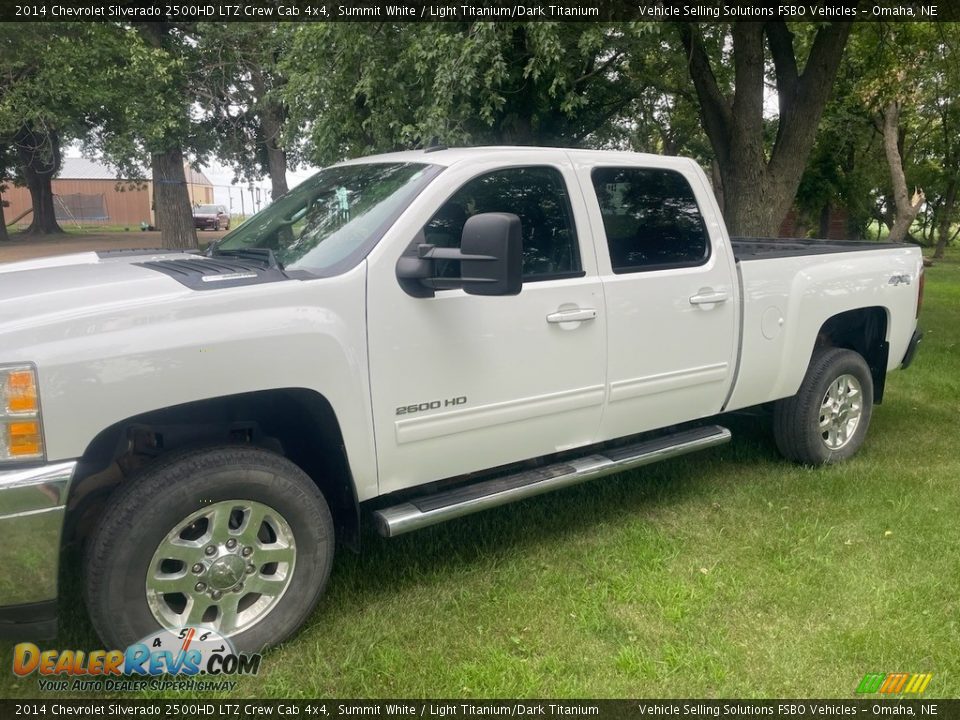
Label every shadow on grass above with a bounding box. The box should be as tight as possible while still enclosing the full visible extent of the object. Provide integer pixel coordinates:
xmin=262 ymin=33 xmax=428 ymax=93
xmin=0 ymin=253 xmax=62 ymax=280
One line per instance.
xmin=312 ymin=412 xmax=780 ymax=626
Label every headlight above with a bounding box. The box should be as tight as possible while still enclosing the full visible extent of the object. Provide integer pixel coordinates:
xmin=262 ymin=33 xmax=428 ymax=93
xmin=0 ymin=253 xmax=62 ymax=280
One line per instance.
xmin=0 ymin=364 xmax=44 ymax=462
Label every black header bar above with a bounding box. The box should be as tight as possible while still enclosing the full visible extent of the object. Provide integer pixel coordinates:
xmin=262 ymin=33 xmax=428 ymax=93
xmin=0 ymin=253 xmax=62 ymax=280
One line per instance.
xmin=0 ymin=699 xmax=957 ymax=718
xmin=3 ymin=0 xmax=958 ymax=23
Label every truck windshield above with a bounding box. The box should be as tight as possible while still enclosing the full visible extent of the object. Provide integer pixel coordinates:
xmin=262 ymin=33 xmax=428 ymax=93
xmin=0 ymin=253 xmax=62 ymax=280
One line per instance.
xmin=212 ymin=162 xmax=440 ymax=274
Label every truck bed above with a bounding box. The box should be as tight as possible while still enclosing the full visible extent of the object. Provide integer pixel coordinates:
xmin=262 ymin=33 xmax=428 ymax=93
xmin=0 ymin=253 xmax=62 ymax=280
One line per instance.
xmin=731 ymin=237 xmax=906 ymax=261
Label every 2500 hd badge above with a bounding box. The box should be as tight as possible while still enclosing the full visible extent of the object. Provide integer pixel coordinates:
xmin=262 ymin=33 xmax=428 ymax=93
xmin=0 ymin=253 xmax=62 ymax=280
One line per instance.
xmin=396 ymin=396 xmax=468 ymax=415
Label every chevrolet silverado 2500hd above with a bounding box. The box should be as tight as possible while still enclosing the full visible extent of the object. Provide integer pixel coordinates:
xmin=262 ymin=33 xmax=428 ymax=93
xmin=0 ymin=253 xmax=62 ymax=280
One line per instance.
xmin=0 ymin=148 xmax=923 ymax=650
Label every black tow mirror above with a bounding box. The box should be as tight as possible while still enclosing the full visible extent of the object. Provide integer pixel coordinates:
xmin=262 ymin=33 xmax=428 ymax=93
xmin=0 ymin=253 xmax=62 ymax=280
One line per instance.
xmin=396 ymin=212 xmax=523 ymax=298
xmin=459 ymin=213 xmax=522 ymax=296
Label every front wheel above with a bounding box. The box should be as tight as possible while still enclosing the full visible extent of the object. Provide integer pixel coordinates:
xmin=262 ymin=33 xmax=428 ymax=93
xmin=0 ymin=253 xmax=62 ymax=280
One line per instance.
xmin=84 ymin=446 xmax=334 ymax=653
xmin=773 ymin=347 xmax=874 ymax=465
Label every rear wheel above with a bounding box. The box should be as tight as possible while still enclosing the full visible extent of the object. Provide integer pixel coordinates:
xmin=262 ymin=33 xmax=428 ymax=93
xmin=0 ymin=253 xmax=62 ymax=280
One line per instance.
xmin=84 ymin=446 xmax=334 ymax=652
xmin=773 ymin=348 xmax=874 ymax=465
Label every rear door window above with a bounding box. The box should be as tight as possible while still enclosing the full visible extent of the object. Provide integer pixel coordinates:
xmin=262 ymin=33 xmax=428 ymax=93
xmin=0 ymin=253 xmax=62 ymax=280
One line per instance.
xmin=591 ymin=167 xmax=709 ymax=273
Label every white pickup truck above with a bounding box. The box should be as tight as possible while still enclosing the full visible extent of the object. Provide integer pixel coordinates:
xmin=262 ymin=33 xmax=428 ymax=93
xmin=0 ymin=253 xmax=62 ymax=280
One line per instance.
xmin=0 ymin=148 xmax=923 ymax=651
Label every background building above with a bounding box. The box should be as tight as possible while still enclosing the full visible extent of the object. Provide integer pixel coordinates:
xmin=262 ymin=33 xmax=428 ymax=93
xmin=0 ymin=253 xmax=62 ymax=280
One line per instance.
xmin=1 ymin=157 xmax=214 ymax=230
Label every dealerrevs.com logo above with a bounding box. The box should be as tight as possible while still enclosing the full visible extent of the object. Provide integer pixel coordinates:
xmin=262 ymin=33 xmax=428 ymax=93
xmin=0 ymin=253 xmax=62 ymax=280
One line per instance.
xmin=13 ymin=627 xmax=261 ymax=692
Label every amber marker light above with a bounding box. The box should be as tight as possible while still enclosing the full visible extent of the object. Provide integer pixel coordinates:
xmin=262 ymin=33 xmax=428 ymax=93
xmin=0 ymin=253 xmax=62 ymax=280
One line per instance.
xmin=7 ymin=421 xmax=43 ymax=458
xmin=6 ymin=370 xmax=38 ymax=414
xmin=0 ymin=365 xmax=44 ymax=461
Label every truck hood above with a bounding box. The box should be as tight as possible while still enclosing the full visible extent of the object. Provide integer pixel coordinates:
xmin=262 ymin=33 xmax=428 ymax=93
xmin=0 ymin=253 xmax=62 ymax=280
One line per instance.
xmin=0 ymin=251 xmax=193 ymax=334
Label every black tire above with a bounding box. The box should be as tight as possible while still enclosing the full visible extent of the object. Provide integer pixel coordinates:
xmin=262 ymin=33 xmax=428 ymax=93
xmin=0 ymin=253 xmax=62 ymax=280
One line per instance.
xmin=773 ymin=347 xmax=874 ymax=465
xmin=213 ymin=221 xmax=220 ymax=231
xmin=83 ymin=446 xmax=334 ymax=653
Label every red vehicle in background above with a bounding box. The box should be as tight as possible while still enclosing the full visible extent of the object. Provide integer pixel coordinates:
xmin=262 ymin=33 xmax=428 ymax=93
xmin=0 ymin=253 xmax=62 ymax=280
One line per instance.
xmin=192 ymin=204 xmax=230 ymax=231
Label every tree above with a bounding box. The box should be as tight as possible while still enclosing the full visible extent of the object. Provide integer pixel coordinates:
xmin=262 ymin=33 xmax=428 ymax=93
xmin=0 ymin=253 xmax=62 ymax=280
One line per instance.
xmin=601 ymin=27 xmax=714 ymax=157
xmin=86 ymin=22 xmax=207 ymax=249
xmin=931 ymin=89 xmax=960 ymax=257
xmin=12 ymin=124 xmax=62 ymax=234
xmin=195 ymin=23 xmax=293 ymax=201
xmin=0 ymin=143 xmax=14 ymax=242
xmin=138 ymin=23 xmax=198 ymax=248
xmin=880 ymin=99 xmax=925 ymax=243
xmin=792 ymin=40 xmax=880 ymax=241
xmin=0 ymin=23 xmax=93 ymax=236
xmin=676 ymin=22 xmax=852 ymax=236
xmin=817 ymin=23 xmax=960 ymax=248
xmin=0 ymin=23 xmax=192 ymax=240
xmin=854 ymin=23 xmax=931 ymax=243
xmin=282 ymin=23 xmax=649 ymax=165
xmin=924 ymin=27 xmax=960 ymax=257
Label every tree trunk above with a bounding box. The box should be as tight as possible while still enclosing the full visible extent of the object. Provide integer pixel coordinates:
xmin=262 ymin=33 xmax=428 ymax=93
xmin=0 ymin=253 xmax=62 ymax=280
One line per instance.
xmin=498 ymin=113 xmax=535 ymax=145
xmin=263 ymin=110 xmax=288 ymax=201
xmin=882 ymin=102 xmax=924 ymax=243
xmin=250 ymin=67 xmax=289 ymax=201
xmin=717 ymin=155 xmax=791 ymax=236
xmin=151 ymin=145 xmax=197 ymax=250
xmin=933 ymin=177 xmax=957 ymax=259
xmin=0 ymin=140 xmax=9 ymax=241
xmin=710 ymin=159 xmax=725 ymax=217
xmin=677 ymin=21 xmax=852 ymax=237
xmin=0 ymin=195 xmax=9 ymax=242
xmin=14 ymin=125 xmax=64 ymax=236
xmin=818 ymin=204 xmax=831 ymax=238
xmin=497 ymin=26 xmax=537 ymax=146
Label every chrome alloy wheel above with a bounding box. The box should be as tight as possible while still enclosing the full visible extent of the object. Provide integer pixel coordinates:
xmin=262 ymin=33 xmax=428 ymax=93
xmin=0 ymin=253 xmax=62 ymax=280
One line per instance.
xmin=819 ymin=373 xmax=863 ymax=450
xmin=145 ymin=500 xmax=296 ymax=636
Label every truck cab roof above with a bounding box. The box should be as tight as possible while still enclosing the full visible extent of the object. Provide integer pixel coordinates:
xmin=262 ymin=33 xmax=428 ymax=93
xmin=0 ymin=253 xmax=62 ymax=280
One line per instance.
xmin=335 ymin=146 xmax=697 ymax=171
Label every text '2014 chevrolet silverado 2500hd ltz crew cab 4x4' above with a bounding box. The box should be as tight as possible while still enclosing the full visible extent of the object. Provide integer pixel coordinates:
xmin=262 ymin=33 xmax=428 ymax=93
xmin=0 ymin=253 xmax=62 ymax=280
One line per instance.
xmin=0 ymin=148 xmax=923 ymax=651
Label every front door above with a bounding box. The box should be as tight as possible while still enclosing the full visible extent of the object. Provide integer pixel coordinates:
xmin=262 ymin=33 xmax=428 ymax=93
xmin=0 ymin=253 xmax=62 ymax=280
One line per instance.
xmin=366 ymin=159 xmax=607 ymax=494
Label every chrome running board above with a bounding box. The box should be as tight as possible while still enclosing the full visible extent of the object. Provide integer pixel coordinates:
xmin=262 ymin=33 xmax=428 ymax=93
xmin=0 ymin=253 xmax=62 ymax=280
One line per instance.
xmin=373 ymin=424 xmax=731 ymax=537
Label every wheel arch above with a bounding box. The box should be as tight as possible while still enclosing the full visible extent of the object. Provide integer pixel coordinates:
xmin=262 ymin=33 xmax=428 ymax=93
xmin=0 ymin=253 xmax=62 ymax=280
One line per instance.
xmin=812 ymin=306 xmax=889 ymax=403
xmin=67 ymin=388 xmax=361 ymax=551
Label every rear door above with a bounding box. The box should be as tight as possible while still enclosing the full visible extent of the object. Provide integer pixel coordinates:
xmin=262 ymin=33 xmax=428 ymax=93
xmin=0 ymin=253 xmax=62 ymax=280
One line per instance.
xmin=573 ymin=156 xmax=739 ymax=441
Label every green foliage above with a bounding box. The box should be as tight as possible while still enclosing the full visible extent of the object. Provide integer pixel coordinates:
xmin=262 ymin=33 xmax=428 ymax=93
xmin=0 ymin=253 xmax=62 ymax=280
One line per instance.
xmin=797 ymin=23 xmax=960 ymax=243
xmin=0 ymin=23 xmax=111 ymax=185
xmin=794 ymin=42 xmax=879 ymax=238
xmin=281 ymin=23 xmax=659 ymax=165
xmin=84 ymin=23 xmax=213 ymax=178
xmin=593 ymin=25 xmax=710 ymax=161
xmin=0 ymin=24 xmax=102 ymax=135
xmin=193 ymin=22 xmax=294 ymax=187
xmin=2 ymin=21 xmax=957 ymax=245
xmin=0 ymin=22 xmax=212 ymax=181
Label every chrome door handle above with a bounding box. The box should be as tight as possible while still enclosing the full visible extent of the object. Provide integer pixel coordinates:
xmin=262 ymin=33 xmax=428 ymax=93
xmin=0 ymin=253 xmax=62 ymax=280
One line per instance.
xmin=546 ymin=308 xmax=597 ymax=323
xmin=689 ymin=291 xmax=729 ymax=305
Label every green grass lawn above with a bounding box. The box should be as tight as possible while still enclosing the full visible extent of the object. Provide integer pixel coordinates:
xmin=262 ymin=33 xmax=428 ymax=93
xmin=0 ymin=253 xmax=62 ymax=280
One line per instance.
xmin=2 ymin=255 xmax=958 ymax=700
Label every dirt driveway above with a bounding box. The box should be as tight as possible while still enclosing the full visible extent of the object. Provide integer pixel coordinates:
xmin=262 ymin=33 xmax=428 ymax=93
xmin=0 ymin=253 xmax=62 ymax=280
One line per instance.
xmin=0 ymin=230 xmax=228 ymax=263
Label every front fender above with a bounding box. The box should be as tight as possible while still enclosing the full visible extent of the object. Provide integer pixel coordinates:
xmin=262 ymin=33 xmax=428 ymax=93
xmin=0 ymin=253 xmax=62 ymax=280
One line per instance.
xmin=10 ymin=264 xmax=378 ymax=502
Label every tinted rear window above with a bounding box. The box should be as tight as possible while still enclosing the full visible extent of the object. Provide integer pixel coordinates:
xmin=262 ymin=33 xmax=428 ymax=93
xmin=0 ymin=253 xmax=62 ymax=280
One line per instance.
xmin=591 ymin=167 xmax=709 ymax=273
